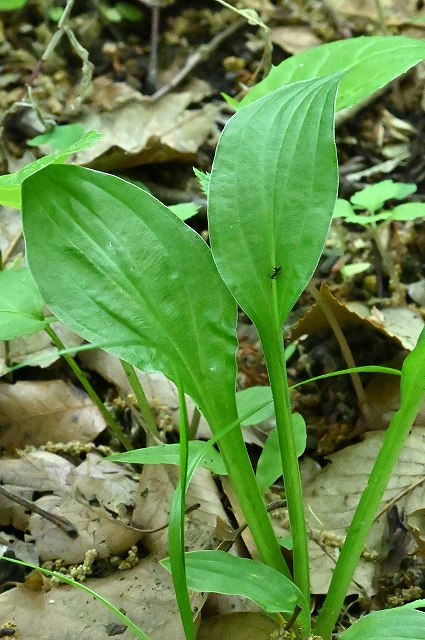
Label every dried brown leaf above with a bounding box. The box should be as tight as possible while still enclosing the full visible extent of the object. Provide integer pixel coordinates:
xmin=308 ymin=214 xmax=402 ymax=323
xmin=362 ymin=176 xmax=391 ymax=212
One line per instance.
xmin=0 ymin=379 xmax=106 ymax=448
xmin=75 ymin=78 xmax=219 ymax=171
xmin=0 ymin=554 xmax=197 ymax=640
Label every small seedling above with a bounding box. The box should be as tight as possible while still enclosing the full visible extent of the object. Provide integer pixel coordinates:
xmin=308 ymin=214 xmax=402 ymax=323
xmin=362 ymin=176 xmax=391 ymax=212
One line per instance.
xmin=334 ymin=179 xmax=425 ymax=296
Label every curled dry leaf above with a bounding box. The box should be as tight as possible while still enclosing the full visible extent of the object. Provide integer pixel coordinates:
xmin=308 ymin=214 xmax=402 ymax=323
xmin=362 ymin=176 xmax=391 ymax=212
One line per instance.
xmin=0 ymin=379 xmax=106 ymax=448
xmin=75 ymin=78 xmax=219 ymax=171
xmin=291 ymin=283 xmax=424 ymax=351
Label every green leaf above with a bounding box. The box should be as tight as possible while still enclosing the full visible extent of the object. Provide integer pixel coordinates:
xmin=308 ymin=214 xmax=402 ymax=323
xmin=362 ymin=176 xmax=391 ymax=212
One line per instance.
xmin=389 ymin=202 xmax=425 ymax=222
xmin=338 ymin=608 xmax=425 ymax=640
xmin=256 ymin=413 xmax=306 ymax=492
xmin=350 ymin=180 xmax=417 ymax=213
xmin=341 ymin=262 xmax=371 ymax=280
xmin=209 ymin=74 xmax=341 ymax=331
xmin=193 ymin=168 xmax=210 ymax=197
xmin=161 ymin=550 xmax=308 ymax=616
xmin=22 ymin=165 xmax=238 ymax=427
xmin=237 ymin=36 xmax=425 ymax=112
xmin=0 ymin=0 xmax=26 ymax=9
xmin=333 ymin=198 xmax=355 ymax=219
xmin=0 ymin=131 xmax=101 ymax=209
xmin=400 ymin=326 xmax=425 ymax=406
xmin=116 ymin=2 xmax=143 ymax=21
xmin=0 ymin=267 xmax=49 ymax=339
xmin=236 ymin=386 xmax=274 ymax=427
xmin=107 ymin=441 xmax=228 ymax=475
xmin=28 ymin=124 xmax=86 ymax=152
xmin=168 ymin=202 xmax=199 ymax=221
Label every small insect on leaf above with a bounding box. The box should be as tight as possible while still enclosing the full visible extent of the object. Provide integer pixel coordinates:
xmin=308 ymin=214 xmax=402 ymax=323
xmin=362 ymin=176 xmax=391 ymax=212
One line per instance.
xmin=270 ymin=266 xmax=282 ymax=279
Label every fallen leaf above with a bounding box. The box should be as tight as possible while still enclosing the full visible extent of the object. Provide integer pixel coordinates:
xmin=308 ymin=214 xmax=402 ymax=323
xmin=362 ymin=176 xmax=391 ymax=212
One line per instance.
xmin=271 ymin=26 xmax=321 ymax=55
xmin=29 ymin=493 xmax=142 ymax=563
xmin=75 ymin=78 xmax=219 ymax=171
xmin=0 ymin=451 xmax=74 ymax=531
xmin=0 ymin=206 xmax=21 ymax=258
xmin=71 ymin=453 xmax=138 ymax=519
xmin=0 ymin=321 xmax=84 ymax=377
xmin=0 ymin=554 xmax=194 ymax=639
xmin=80 ymin=349 xmax=212 ymax=438
xmin=0 ymin=379 xmax=106 ymax=448
xmin=291 ymin=283 xmax=424 ymax=351
xmin=197 ymin=612 xmax=277 ymax=639
xmin=132 ymin=461 xmax=229 ymax=558
xmin=302 ymin=427 xmax=425 ymax=595
xmin=324 ymin=0 xmax=424 ymax=24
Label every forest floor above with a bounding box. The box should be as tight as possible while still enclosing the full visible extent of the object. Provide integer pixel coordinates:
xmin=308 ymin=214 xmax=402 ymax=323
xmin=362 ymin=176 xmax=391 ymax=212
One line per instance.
xmin=0 ymin=1 xmax=425 ymax=639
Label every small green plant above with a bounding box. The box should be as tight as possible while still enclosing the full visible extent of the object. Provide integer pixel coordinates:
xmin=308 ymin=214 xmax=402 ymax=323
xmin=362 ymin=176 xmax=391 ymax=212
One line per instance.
xmin=334 ymin=179 xmax=425 ymax=292
xmin=12 ymin=35 xmax=425 ymax=640
xmin=0 ymin=0 xmax=27 ymax=10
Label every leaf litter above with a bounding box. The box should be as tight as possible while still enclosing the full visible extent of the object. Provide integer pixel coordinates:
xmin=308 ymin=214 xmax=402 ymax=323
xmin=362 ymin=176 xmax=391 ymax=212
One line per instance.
xmin=1 ymin=0 xmax=425 ymax=637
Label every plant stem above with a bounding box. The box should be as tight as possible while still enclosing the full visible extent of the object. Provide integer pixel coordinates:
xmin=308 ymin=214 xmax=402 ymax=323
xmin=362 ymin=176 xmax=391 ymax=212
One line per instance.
xmin=368 ymin=223 xmax=402 ymax=302
xmin=209 ymin=405 xmax=291 ymax=579
xmin=120 ymin=360 xmax=159 ymax=439
xmin=45 ymin=325 xmax=132 ymax=451
xmin=314 ymin=373 xmax=425 ymax=639
xmin=168 ymin=380 xmax=195 ymax=640
xmin=260 ymin=327 xmax=310 ymax=606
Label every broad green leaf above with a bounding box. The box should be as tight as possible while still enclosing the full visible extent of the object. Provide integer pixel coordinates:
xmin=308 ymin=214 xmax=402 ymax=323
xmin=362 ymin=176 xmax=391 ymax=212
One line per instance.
xmin=208 ymin=74 xmax=341 ymax=331
xmin=389 ymin=202 xmax=425 ymax=222
xmin=0 ymin=267 xmax=49 ymax=339
xmin=107 ymin=441 xmax=227 ymax=475
xmin=237 ymin=36 xmax=425 ymax=112
xmin=338 ymin=608 xmax=425 ymax=640
xmin=28 ymin=124 xmax=86 ymax=152
xmin=256 ymin=413 xmax=306 ymax=492
xmin=0 ymin=130 xmax=101 ymax=208
xmin=236 ymin=386 xmax=274 ymax=426
xmin=161 ymin=550 xmax=308 ymax=616
xmin=350 ymin=180 xmax=416 ymax=212
xmin=22 ymin=165 xmax=238 ymax=428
